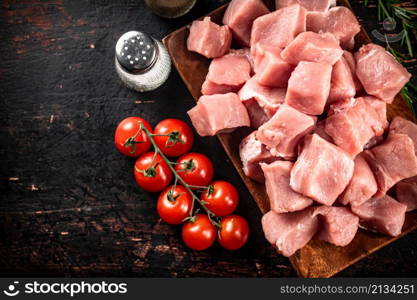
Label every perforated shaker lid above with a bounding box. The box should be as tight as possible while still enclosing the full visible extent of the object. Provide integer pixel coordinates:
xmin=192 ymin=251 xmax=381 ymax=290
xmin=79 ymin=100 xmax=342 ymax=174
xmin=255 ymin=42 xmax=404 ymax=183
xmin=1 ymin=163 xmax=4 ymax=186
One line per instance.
xmin=115 ymin=31 xmax=157 ymax=73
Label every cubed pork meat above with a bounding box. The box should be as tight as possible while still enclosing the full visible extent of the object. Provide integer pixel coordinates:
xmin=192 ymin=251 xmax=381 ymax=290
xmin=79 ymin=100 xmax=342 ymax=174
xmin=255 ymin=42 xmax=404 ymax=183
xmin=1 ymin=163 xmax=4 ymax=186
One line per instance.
xmin=251 ymin=4 xmax=306 ymax=55
xmin=223 ymin=0 xmax=270 ymax=47
xmin=261 ymin=161 xmax=313 ymax=213
xmin=228 ymin=48 xmax=254 ymax=72
xmin=187 ymin=17 xmax=232 ymax=58
xmin=286 ymin=61 xmax=332 ymax=115
xmin=389 ymin=116 xmax=417 ymax=155
xmin=313 ymin=206 xmax=359 ymax=246
xmin=254 ymin=46 xmax=294 ymax=88
xmin=239 ymin=131 xmax=279 ymax=182
xmin=351 ymin=195 xmax=407 ymax=237
xmin=339 ymin=153 xmax=378 ymax=206
xmin=355 ymin=44 xmax=411 ymax=103
xmin=187 ymin=93 xmax=250 ymax=136
xmin=238 ymin=76 xmax=286 ymax=118
xmin=313 ymin=120 xmax=333 ymax=143
xmin=364 ymin=135 xmax=384 ymax=150
xmin=261 ymin=209 xmax=319 ymax=257
xmin=206 ymin=53 xmax=251 ymax=87
xmin=276 ymin=0 xmax=336 ymax=12
xmin=290 ymin=134 xmax=354 ymax=206
xmin=281 ymin=31 xmax=343 ymax=66
xmin=343 ymin=50 xmax=363 ymax=92
xmin=242 ymin=99 xmax=270 ymax=128
xmin=364 ymin=133 xmax=417 ymax=198
xmin=257 ymin=104 xmax=317 ymax=158
xmin=396 ymin=176 xmax=417 ymax=212
xmin=306 ymin=7 xmax=360 ymax=49
xmin=324 ymin=97 xmax=388 ymax=157
xmin=201 ymin=79 xmax=240 ymax=96
xmin=328 ymin=55 xmax=356 ymax=104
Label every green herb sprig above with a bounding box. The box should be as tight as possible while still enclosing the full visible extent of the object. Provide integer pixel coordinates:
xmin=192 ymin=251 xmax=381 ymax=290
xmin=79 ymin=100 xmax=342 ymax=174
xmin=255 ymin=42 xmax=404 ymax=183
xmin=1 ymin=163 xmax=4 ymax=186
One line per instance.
xmin=365 ymin=0 xmax=417 ymax=117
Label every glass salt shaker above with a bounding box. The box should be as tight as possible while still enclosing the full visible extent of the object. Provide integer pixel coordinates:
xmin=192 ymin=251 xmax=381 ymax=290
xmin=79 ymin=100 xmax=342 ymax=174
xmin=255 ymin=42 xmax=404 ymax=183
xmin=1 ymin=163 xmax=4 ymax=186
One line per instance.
xmin=115 ymin=31 xmax=171 ymax=92
xmin=144 ymin=0 xmax=197 ymax=19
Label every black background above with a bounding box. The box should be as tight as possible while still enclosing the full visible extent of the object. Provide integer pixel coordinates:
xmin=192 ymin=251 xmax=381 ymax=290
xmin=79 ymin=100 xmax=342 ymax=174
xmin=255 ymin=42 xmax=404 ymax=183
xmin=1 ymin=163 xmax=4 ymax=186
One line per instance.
xmin=0 ymin=0 xmax=416 ymax=277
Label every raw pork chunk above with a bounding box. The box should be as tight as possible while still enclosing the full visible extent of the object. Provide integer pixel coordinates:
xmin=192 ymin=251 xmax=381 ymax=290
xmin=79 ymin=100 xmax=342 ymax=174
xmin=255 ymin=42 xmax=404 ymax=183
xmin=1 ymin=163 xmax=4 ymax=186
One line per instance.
xmin=239 ymin=131 xmax=278 ymax=182
xmin=306 ymin=7 xmax=360 ymax=49
xmin=339 ymin=154 xmax=378 ymax=206
xmin=313 ymin=206 xmax=359 ymax=246
xmin=351 ymin=195 xmax=407 ymax=237
xmin=313 ymin=120 xmax=333 ymax=143
xmin=243 ymin=99 xmax=270 ymax=128
xmin=364 ymin=133 xmax=417 ymax=198
xmin=251 ymin=4 xmax=306 ymax=55
xmin=238 ymin=76 xmax=286 ymax=118
xmin=223 ymin=0 xmax=269 ymax=47
xmin=276 ymin=0 xmax=335 ymax=12
xmin=324 ymin=97 xmax=387 ymax=157
xmin=281 ymin=32 xmax=343 ymax=66
xmin=290 ymin=134 xmax=354 ymax=206
xmin=261 ymin=161 xmax=313 ymax=213
xmin=389 ymin=116 xmax=417 ymax=155
xmin=343 ymin=50 xmax=363 ymax=92
xmin=355 ymin=44 xmax=411 ymax=103
xmin=206 ymin=54 xmax=251 ymax=87
xmin=261 ymin=209 xmax=319 ymax=257
xmin=254 ymin=47 xmax=294 ymax=88
xmin=201 ymin=79 xmax=240 ymax=95
xmin=286 ymin=61 xmax=332 ymax=115
xmin=228 ymin=48 xmax=254 ymax=72
xmin=187 ymin=17 xmax=232 ymax=58
xmin=396 ymin=177 xmax=417 ymax=212
xmin=257 ymin=104 xmax=317 ymax=158
xmin=187 ymin=93 xmax=250 ymax=136
xmin=328 ymin=55 xmax=356 ymax=104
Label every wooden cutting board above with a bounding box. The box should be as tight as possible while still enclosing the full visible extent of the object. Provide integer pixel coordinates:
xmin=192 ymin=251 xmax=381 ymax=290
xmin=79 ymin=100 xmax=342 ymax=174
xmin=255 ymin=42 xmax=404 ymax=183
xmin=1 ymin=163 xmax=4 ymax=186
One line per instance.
xmin=162 ymin=0 xmax=417 ymax=277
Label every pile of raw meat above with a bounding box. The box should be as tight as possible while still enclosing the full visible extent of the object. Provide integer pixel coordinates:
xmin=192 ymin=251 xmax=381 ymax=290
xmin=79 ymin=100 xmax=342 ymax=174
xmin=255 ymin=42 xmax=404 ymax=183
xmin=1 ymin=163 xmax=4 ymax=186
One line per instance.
xmin=186 ymin=0 xmax=415 ymax=257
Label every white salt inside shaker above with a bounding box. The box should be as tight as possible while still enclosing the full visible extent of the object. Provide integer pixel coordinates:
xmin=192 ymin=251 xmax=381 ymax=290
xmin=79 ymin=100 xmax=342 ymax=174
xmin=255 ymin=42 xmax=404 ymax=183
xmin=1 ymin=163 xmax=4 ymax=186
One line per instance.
xmin=115 ymin=31 xmax=171 ymax=92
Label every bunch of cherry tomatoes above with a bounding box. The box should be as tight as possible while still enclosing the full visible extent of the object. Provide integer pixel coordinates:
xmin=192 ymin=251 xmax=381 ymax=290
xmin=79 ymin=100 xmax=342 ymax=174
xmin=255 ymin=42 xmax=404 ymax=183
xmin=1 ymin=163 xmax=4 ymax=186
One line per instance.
xmin=114 ymin=117 xmax=249 ymax=251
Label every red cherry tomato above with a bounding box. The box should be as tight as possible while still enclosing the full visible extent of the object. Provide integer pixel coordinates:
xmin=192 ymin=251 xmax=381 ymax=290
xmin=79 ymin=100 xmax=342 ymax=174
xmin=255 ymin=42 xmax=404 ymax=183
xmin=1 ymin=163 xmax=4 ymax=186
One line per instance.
xmin=153 ymin=119 xmax=194 ymax=157
xmin=182 ymin=214 xmax=216 ymax=251
xmin=157 ymin=185 xmax=193 ymax=225
xmin=115 ymin=117 xmax=153 ymax=157
xmin=201 ymin=181 xmax=239 ymax=217
xmin=174 ymin=153 xmax=214 ymax=189
xmin=134 ymin=152 xmax=173 ymax=192
xmin=218 ymin=215 xmax=249 ymax=251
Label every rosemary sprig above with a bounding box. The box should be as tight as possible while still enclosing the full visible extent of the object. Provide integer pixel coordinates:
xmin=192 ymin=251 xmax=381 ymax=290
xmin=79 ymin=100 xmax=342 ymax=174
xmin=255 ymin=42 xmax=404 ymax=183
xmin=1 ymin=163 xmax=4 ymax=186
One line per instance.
xmin=365 ymin=1 xmax=417 ymax=117
xmin=365 ymin=0 xmax=417 ymax=58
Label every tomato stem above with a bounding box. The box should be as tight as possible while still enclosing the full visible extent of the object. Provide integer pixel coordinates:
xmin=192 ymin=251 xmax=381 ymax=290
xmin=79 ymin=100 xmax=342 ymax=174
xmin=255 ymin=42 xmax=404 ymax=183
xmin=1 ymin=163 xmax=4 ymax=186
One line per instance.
xmin=138 ymin=121 xmax=218 ymax=223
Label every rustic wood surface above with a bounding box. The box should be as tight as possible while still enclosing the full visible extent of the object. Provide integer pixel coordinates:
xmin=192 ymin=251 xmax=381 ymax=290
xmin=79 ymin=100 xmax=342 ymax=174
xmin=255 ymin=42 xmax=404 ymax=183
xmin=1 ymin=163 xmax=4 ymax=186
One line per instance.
xmin=163 ymin=0 xmax=417 ymax=277
xmin=0 ymin=0 xmax=416 ymax=277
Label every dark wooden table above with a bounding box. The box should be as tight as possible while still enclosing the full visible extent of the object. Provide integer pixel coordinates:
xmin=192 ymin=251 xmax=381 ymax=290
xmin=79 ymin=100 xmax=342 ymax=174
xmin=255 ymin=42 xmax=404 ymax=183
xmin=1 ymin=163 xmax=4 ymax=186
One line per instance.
xmin=0 ymin=0 xmax=416 ymax=277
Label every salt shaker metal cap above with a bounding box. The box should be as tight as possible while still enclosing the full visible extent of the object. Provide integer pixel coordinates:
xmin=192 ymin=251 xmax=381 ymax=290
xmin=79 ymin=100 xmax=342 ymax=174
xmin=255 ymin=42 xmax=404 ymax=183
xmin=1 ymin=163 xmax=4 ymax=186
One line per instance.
xmin=115 ymin=31 xmax=171 ymax=92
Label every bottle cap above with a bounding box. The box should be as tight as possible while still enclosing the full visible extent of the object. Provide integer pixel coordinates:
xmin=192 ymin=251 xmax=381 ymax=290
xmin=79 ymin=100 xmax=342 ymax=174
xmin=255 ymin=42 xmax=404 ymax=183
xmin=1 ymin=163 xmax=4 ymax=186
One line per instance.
xmin=115 ymin=31 xmax=157 ymax=73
